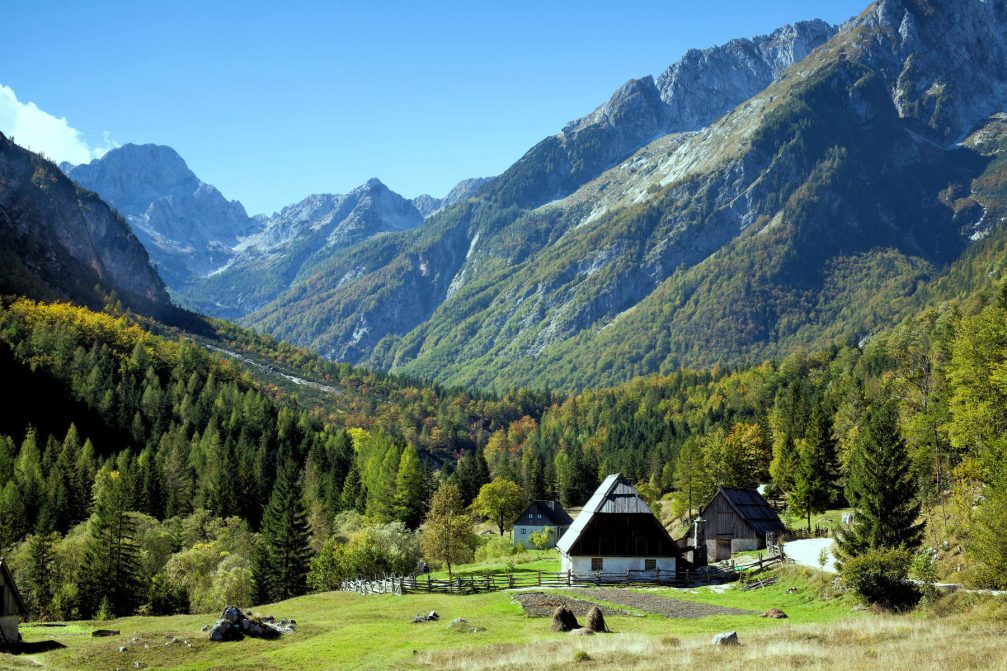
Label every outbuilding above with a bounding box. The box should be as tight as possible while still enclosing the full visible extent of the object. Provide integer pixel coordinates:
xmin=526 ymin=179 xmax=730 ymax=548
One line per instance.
xmin=557 ymin=474 xmax=682 ymax=580
xmin=0 ymin=558 xmax=26 ymax=646
xmin=697 ymin=486 xmax=787 ymax=561
xmin=512 ymin=500 xmax=573 ymax=548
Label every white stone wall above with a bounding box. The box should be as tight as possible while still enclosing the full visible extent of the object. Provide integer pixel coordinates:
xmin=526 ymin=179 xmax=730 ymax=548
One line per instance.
xmin=731 ymin=537 xmax=760 ymax=553
xmin=0 ymin=616 xmax=19 ymax=645
xmin=560 ymin=554 xmax=676 ymax=577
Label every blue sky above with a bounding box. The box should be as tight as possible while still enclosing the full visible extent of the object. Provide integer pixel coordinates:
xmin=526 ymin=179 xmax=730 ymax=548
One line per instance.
xmin=2 ymin=1 xmax=867 ymax=215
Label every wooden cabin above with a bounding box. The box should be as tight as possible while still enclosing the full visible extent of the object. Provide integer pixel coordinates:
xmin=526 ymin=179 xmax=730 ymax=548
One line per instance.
xmin=557 ymin=474 xmax=682 ymax=579
xmin=512 ymin=500 xmax=573 ymax=548
xmin=0 ymin=558 xmax=26 ymax=645
xmin=698 ymin=487 xmax=786 ymax=561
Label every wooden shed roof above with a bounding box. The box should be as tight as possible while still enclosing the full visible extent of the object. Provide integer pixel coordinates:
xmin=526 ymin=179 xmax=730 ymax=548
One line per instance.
xmin=707 ymin=487 xmax=787 ymax=535
xmin=557 ymin=474 xmax=676 ymax=556
xmin=0 ymin=558 xmax=26 ymax=617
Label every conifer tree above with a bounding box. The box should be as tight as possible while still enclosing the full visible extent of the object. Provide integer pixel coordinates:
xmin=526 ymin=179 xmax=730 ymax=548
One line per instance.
xmin=253 ymin=456 xmax=312 ymax=604
xmin=839 ymin=401 xmax=923 ymax=558
xmin=340 ymin=462 xmax=366 ymax=514
xmin=392 ymin=445 xmax=426 ymax=529
xmin=79 ymin=470 xmax=142 ymax=617
xmin=791 ymin=401 xmax=838 ymax=532
xmin=23 ymin=508 xmax=58 ymax=619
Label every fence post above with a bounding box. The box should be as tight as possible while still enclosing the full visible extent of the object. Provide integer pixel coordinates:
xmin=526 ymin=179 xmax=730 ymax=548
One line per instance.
xmin=538 ymin=570 xmax=541 ymax=587
xmin=568 ymin=569 xmax=572 ymax=587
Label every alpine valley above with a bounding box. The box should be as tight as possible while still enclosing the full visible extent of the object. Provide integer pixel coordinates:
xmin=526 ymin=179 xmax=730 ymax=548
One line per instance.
xmin=8 ymin=2 xmax=1007 ymax=668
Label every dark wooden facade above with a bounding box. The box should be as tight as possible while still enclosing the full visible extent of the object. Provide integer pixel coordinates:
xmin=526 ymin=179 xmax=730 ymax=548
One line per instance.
xmin=0 ymin=559 xmax=25 ymax=645
xmin=698 ymin=487 xmax=786 ymax=561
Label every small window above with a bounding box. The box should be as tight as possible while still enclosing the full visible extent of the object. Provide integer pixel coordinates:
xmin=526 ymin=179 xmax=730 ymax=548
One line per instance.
xmin=521 ymin=528 xmax=527 ymax=534
xmin=644 ymin=559 xmax=657 ymax=571
xmin=591 ymin=557 xmax=604 ymax=572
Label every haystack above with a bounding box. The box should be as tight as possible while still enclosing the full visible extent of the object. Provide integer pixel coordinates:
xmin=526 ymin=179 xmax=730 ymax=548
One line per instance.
xmin=585 ymin=605 xmax=607 ymax=633
xmin=550 ymin=606 xmax=580 ymax=632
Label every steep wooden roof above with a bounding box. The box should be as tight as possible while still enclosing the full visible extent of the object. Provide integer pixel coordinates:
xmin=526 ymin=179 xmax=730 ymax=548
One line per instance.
xmin=557 ymin=474 xmax=680 ymax=558
xmin=0 ymin=558 xmax=26 ymax=617
xmin=705 ymin=487 xmax=787 ymax=535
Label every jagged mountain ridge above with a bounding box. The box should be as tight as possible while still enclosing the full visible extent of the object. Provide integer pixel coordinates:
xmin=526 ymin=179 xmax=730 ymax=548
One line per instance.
xmin=0 ymin=132 xmax=171 ymax=311
xmin=240 ymin=18 xmax=843 ymax=364
xmin=245 ymin=0 xmax=1007 ymax=391
xmin=65 ymin=144 xmax=262 ymax=291
xmin=412 ymin=177 xmax=492 ymax=218
xmin=184 ymin=178 xmax=427 ymax=318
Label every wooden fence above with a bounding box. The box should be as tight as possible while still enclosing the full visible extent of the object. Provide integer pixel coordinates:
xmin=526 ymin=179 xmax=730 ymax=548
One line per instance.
xmin=341 ymin=577 xmax=407 ymax=596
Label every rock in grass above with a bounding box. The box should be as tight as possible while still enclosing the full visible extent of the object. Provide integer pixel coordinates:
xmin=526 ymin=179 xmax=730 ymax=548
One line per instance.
xmin=91 ymin=629 xmax=119 ymax=637
xmin=761 ymin=608 xmax=788 ymax=619
xmin=570 ymin=628 xmax=595 ymax=636
xmin=712 ymin=631 xmax=739 ymax=646
xmin=585 ymin=606 xmax=608 ymax=633
xmin=551 ymin=606 xmax=580 ymax=632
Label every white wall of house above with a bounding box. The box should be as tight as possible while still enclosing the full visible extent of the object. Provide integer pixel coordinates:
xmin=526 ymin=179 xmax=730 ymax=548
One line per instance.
xmin=0 ymin=615 xmax=19 ymax=645
xmin=560 ymin=554 xmax=676 ymax=577
xmin=513 ymin=525 xmax=565 ymax=548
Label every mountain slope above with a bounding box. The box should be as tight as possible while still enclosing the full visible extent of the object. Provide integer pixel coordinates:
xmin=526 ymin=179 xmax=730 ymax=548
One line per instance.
xmin=183 ymin=178 xmax=426 ymax=318
xmin=0 ymin=132 xmax=171 ymax=311
xmin=244 ymin=19 xmax=841 ymax=366
xmin=65 ymin=144 xmax=262 ymax=291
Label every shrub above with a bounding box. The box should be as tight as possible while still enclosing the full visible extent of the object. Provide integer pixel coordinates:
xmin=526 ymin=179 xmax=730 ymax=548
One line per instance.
xmin=528 ymin=527 xmax=555 ymax=550
xmin=840 ymin=548 xmax=919 ymax=610
xmin=474 ymin=535 xmax=522 ymax=562
xmin=573 ymin=649 xmax=592 ymax=663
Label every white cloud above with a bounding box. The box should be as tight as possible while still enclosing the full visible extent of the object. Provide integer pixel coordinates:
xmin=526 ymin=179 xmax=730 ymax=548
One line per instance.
xmin=0 ymin=83 xmax=117 ymax=166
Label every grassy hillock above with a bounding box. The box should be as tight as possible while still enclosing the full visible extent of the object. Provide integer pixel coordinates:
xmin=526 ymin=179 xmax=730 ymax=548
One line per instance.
xmin=6 ymin=566 xmax=1006 ymax=670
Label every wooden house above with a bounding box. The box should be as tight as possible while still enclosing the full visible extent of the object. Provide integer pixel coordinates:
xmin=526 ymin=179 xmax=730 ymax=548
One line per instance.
xmin=557 ymin=474 xmax=682 ymax=578
xmin=512 ymin=500 xmax=573 ymax=548
xmin=0 ymin=558 xmax=26 ymax=646
xmin=697 ymin=487 xmax=786 ymax=561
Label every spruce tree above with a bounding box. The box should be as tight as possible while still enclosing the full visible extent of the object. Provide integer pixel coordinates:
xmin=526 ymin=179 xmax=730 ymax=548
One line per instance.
xmin=392 ymin=445 xmax=426 ymax=529
xmin=839 ymin=401 xmax=924 ymax=558
xmin=79 ymin=470 xmax=142 ymax=617
xmin=23 ymin=508 xmax=58 ymax=619
xmin=791 ymin=401 xmax=837 ymax=532
xmin=253 ymin=456 xmax=312 ymax=604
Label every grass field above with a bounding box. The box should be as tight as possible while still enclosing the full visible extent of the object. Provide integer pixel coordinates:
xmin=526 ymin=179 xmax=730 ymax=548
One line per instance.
xmin=4 ymin=566 xmax=1007 ymax=670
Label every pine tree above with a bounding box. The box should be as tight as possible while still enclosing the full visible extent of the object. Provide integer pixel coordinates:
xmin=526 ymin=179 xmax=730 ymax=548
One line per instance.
xmin=392 ymin=445 xmax=426 ymax=529
xmin=23 ymin=508 xmax=58 ymax=619
xmin=340 ymin=462 xmax=366 ymax=514
xmin=791 ymin=401 xmax=837 ymax=532
xmin=839 ymin=402 xmax=924 ymax=558
xmin=79 ymin=470 xmax=143 ymax=617
xmin=253 ymin=457 xmax=312 ymax=604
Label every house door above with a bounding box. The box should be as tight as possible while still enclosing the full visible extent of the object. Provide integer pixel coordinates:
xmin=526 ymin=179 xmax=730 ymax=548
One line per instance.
xmin=716 ymin=539 xmax=731 ymax=561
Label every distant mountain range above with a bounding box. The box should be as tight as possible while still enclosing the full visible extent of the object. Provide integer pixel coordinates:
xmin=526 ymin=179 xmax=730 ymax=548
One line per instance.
xmin=63 ymin=145 xmax=489 ymax=317
xmin=45 ymin=0 xmax=1007 ymax=391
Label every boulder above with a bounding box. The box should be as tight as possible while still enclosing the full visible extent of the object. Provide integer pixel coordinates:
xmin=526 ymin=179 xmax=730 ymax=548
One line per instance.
xmin=761 ymin=608 xmax=788 ymax=619
xmin=711 ymin=631 xmax=739 ymax=646
xmin=221 ymin=606 xmax=243 ymax=625
xmin=209 ymin=619 xmax=243 ymax=642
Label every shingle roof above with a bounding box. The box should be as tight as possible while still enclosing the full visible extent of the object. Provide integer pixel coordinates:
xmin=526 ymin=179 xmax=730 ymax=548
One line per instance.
xmin=556 ymin=474 xmax=659 ymax=554
xmin=518 ymin=500 xmax=574 ymax=527
xmin=0 ymin=558 xmax=26 ymax=617
xmin=713 ymin=487 xmax=787 ymax=535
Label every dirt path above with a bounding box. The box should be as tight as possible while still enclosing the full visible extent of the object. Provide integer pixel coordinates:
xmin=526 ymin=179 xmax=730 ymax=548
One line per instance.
xmin=576 ymin=589 xmax=755 ymax=618
xmin=513 ymin=592 xmax=632 ymax=618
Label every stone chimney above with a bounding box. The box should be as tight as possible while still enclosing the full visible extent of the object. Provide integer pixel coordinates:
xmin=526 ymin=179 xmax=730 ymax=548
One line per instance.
xmin=692 ymin=517 xmax=707 ymax=567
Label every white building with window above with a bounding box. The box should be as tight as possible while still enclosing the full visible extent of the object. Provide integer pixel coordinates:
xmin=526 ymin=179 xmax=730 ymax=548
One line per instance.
xmin=556 ymin=474 xmax=682 ymax=581
xmin=512 ymin=500 xmax=573 ymax=548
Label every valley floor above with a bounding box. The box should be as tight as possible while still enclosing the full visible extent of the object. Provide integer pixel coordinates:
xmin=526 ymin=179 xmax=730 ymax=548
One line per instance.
xmin=3 ymin=567 xmax=1006 ymax=670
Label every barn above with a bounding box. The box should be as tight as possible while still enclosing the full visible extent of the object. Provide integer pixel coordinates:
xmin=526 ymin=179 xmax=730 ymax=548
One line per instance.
xmin=512 ymin=500 xmax=573 ymax=548
xmin=0 ymin=558 xmax=26 ymax=646
xmin=557 ymin=474 xmax=682 ymax=579
xmin=698 ymin=487 xmax=787 ymax=561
